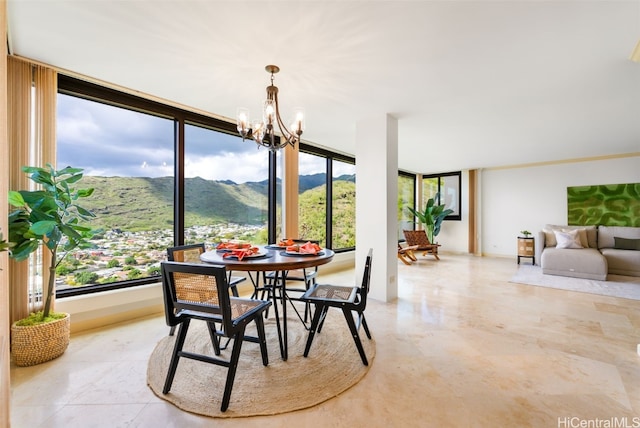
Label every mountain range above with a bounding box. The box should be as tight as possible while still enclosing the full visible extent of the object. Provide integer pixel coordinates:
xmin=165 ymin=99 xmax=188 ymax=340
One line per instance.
xmin=80 ymin=174 xmax=355 ymax=233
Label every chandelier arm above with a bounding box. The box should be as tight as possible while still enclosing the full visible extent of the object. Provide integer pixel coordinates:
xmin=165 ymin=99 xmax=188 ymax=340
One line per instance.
xmin=273 ymin=93 xmax=297 ymax=147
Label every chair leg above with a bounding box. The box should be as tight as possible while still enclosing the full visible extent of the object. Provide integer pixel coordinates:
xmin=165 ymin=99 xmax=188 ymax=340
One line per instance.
xmin=342 ymin=308 xmax=368 ymax=366
xmin=254 ymin=314 xmax=269 ymax=366
xmin=220 ymin=329 xmax=246 ymax=412
xmin=168 ymin=325 xmax=176 ymax=336
xmin=206 ymin=321 xmax=221 ymax=355
xmin=302 ymin=270 xmax=316 ymax=323
xmin=316 ymin=305 xmax=329 ymax=333
xmin=303 ymin=304 xmax=325 ymax=358
xmin=163 ymin=319 xmax=190 ymax=394
xmin=360 ymin=313 xmax=372 ymax=339
xmin=398 ymin=253 xmax=412 ymax=265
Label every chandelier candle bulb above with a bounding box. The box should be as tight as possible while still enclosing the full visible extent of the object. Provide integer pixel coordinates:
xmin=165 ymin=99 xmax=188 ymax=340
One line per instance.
xmin=291 ymin=109 xmax=305 ymax=134
xmin=236 ymin=108 xmax=250 ymax=137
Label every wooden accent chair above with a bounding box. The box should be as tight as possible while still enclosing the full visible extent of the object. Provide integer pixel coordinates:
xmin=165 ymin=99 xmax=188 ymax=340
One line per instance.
xmin=397 ymin=243 xmax=419 ymax=265
xmin=402 ymin=230 xmax=440 ymax=260
xmin=160 ymin=261 xmax=271 ymax=412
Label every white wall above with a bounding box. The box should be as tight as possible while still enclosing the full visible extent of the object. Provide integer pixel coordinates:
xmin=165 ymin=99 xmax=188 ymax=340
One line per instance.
xmin=480 ymin=155 xmax=640 ymax=258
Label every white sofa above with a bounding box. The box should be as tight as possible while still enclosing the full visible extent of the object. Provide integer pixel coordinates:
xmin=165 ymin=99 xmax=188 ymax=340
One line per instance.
xmin=535 ymin=224 xmax=640 ymax=280
xmin=597 ymin=226 xmax=640 ymax=276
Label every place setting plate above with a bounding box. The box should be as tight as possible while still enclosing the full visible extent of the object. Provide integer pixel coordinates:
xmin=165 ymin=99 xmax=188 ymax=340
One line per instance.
xmin=222 ymin=250 xmax=270 ymax=260
xmin=264 ymin=244 xmax=288 ymax=250
xmin=282 ymin=250 xmax=324 ymax=257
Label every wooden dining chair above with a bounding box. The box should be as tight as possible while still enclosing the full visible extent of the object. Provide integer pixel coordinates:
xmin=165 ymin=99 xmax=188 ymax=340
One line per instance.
xmin=166 ymin=243 xmax=246 ymax=336
xmin=160 ymin=261 xmax=271 ymax=412
xmin=300 ymin=248 xmax=373 ymax=365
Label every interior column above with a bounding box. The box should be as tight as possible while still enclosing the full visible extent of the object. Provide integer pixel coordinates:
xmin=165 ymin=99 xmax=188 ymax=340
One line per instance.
xmin=355 ymin=114 xmax=398 ymax=302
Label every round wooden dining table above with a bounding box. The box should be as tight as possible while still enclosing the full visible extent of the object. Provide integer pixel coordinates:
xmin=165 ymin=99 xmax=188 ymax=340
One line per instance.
xmin=200 ymin=246 xmax=335 ymax=360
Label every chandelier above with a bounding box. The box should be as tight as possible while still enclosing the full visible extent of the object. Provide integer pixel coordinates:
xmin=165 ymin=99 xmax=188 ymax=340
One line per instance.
xmin=237 ymin=65 xmax=305 ymax=151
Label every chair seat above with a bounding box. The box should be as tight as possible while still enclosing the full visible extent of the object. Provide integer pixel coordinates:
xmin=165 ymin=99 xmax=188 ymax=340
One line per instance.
xmin=229 ymin=297 xmax=271 ymax=322
xmin=303 ymin=284 xmax=357 ymax=303
xmin=299 ymin=249 xmax=373 ymax=366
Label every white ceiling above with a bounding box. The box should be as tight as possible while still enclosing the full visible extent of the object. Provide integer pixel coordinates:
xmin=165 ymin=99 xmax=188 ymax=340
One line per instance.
xmin=7 ymin=0 xmax=640 ymax=173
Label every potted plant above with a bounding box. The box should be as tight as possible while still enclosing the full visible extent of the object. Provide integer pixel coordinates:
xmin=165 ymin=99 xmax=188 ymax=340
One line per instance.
xmin=520 ymin=230 xmax=532 ymax=238
xmin=406 ymin=193 xmax=454 ymax=243
xmin=8 ymin=164 xmax=96 ymax=366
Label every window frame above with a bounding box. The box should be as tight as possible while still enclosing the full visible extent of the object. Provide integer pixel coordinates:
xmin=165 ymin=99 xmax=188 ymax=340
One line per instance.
xmin=398 ymin=170 xmax=417 ymax=237
xmin=422 ymin=171 xmax=462 ymax=221
xmin=56 ymin=75 xmax=278 ymax=297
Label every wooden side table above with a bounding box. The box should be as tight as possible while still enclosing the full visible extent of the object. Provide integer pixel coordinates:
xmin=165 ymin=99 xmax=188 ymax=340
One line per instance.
xmin=517 ymin=236 xmax=535 ymax=265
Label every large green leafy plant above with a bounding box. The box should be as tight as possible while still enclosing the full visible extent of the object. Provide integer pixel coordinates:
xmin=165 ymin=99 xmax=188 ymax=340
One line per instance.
xmin=8 ymin=164 xmax=96 ymax=320
xmin=406 ymin=193 xmax=454 ymax=243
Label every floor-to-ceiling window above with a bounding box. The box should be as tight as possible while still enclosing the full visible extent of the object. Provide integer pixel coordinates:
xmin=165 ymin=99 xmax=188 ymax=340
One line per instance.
xmin=56 ymin=92 xmax=175 ymax=289
xmin=184 ymin=124 xmax=270 ymax=245
xmin=331 ymin=159 xmax=356 ymax=249
xmin=298 ymin=144 xmax=355 ymax=251
xmin=298 ymin=151 xmax=328 ymax=245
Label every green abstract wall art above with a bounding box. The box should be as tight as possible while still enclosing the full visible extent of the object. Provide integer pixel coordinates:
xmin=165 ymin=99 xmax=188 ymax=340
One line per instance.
xmin=567 ymin=183 xmax=640 ymax=227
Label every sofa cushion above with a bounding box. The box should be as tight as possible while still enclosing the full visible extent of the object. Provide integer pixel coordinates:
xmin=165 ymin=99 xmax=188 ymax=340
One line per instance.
xmin=554 ymin=230 xmax=583 ymax=249
xmin=541 ymin=248 xmax=607 ymax=280
xmin=614 ymin=237 xmax=640 ymax=251
xmin=600 ymin=248 xmax=640 ymax=276
xmin=598 ymin=226 xmax=640 ymax=249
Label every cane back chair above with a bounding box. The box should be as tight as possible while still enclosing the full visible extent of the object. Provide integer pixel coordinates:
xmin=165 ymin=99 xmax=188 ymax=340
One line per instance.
xmin=160 ymin=261 xmax=271 ymax=412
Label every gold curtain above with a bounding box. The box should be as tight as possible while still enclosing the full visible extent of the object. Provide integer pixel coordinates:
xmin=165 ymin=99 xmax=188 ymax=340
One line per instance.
xmin=7 ymin=57 xmax=57 ymax=323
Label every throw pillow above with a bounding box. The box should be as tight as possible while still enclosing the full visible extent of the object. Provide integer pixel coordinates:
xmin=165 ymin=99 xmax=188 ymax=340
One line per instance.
xmin=563 ymin=228 xmax=589 ymax=248
xmin=554 ymin=230 xmax=583 ymax=249
xmin=613 ymin=237 xmax=640 ymax=251
xmin=543 ymin=228 xmax=557 ymax=247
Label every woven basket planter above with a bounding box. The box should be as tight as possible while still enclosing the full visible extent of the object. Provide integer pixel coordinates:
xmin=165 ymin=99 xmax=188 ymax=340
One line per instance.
xmin=11 ymin=313 xmax=71 ymax=367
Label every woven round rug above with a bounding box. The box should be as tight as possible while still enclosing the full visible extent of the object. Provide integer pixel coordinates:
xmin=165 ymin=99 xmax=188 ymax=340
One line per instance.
xmin=147 ymin=311 xmax=375 ymax=417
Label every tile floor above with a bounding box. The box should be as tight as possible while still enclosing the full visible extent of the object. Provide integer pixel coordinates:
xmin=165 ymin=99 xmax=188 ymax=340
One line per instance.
xmin=10 ymin=254 xmax=640 ymax=427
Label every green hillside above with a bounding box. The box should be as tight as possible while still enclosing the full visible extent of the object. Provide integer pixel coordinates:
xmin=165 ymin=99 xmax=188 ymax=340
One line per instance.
xmin=80 ymin=175 xmax=355 ymax=245
xmin=298 ymin=180 xmax=356 ymax=247
xmin=81 ymin=176 xmax=268 ymax=232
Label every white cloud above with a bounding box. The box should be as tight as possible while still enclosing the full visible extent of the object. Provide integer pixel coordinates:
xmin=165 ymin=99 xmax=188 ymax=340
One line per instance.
xmin=185 ymin=150 xmax=269 ymax=182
